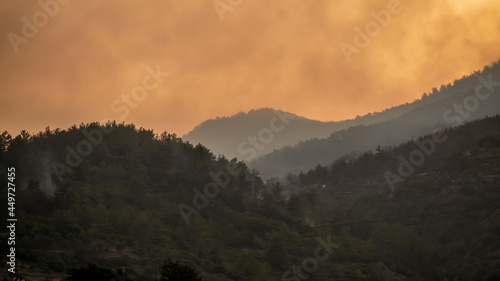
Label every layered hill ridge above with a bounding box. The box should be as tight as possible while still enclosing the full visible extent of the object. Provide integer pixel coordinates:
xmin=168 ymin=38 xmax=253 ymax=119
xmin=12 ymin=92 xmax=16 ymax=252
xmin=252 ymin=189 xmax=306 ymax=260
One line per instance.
xmin=183 ymin=61 xmax=500 ymax=179
xmin=249 ymin=61 xmax=500 ymax=178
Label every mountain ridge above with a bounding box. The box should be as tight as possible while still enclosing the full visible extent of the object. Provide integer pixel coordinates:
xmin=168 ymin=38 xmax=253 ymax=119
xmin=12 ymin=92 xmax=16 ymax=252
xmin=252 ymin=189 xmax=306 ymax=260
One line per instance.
xmin=182 ymin=60 xmax=500 ymax=165
xmin=249 ymin=60 xmax=500 ymax=178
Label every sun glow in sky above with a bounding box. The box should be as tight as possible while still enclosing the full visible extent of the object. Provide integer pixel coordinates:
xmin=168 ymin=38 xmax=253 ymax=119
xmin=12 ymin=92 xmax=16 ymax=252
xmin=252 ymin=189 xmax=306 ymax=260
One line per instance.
xmin=1 ymin=0 xmax=499 ymax=136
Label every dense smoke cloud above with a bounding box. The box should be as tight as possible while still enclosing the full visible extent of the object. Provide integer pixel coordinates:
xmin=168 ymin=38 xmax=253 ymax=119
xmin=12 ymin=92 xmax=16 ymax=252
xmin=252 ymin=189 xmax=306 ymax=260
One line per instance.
xmin=1 ymin=0 xmax=499 ymax=135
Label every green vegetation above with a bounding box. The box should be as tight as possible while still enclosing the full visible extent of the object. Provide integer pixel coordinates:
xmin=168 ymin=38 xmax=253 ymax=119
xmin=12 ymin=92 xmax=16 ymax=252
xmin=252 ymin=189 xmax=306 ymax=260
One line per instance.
xmin=1 ymin=116 xmax=499 ymax=280
xmin=158 ymin=259 xmax=202 ymax=281
xmin=65 ymin=262 xmax=131 ymax=281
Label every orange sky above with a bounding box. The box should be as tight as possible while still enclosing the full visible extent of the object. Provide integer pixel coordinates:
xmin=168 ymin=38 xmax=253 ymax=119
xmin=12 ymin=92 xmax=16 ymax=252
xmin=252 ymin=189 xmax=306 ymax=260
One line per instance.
xmin=1 ymin=0 xmax=499 ymax=136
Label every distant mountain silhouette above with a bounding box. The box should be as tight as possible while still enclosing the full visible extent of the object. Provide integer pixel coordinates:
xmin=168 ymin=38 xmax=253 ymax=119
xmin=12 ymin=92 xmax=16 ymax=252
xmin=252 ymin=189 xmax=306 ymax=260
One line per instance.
xmin=249 ymin=60 xmax=500 ymax=179
xmin=184 ymin=61 xmax=500 ymax=164
xmin=183 ymin=108 xmax=339 ymax=161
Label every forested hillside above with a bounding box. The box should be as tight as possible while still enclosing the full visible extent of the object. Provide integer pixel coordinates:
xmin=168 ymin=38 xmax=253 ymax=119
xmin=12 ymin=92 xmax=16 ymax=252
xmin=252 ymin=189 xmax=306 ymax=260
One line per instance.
xmin=0 ymin=117 xmax=499 ymax=280
xmin=280 ymin=116 xmax=500 ymax=280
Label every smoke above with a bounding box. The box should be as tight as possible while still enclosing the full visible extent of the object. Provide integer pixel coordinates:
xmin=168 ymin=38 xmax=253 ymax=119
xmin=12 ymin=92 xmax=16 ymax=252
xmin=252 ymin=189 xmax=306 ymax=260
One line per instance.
xmin=1 ymin=0 xmax=499 ymax=136
xmin=40 ymin=157 xmax=57 ymax=196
